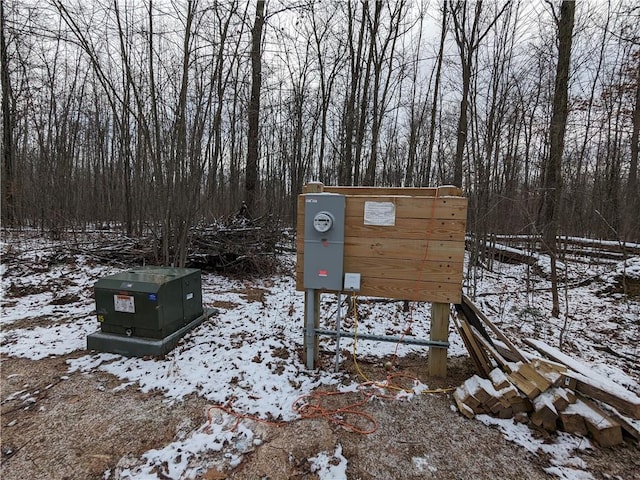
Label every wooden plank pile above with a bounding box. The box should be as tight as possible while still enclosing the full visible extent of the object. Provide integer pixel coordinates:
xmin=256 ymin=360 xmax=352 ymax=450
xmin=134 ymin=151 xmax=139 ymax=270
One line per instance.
xmin=453 ymin=295 xmax=640 ymax=447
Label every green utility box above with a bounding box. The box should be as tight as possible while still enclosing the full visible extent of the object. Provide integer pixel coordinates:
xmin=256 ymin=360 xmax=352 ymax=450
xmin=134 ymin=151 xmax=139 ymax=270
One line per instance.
xmin=94 ymin=267 xmax=203 ymax=339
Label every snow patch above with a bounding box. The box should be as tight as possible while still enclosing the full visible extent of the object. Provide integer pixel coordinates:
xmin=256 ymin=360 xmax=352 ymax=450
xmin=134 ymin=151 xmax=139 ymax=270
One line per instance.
xmin=309 ymin=444 xmax=348 ymax=480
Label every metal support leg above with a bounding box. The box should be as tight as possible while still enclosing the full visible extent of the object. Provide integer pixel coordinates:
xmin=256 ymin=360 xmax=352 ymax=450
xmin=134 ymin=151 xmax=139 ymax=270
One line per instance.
xmin=305 ymin=289 xmax=316 ymax=369
xmin=334 ymin=293 xmax=341 ymax=371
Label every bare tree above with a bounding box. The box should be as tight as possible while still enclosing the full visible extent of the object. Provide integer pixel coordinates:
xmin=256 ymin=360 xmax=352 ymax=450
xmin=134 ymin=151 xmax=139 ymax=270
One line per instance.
xmin=1 ymin=0 xmax=15 ymax=226
xmin=339 ymin=1 xmax=368 ymax=185
xmin=628 ymin=52 xmax=640 ymax=239
xmin=449 ymin=0 xmax=510 ymax=188
xmin=363 ymin=1 xmax=406 ymax=186
xmin=311 ymin=2 xmax=345 ymax=184
xmin=539 ymin=0 xmax=575 ymax=318
xmin=421 ymin=1 xmax=448 ymax=187
xmin=245 ymin=0 xmax=264 ymax=213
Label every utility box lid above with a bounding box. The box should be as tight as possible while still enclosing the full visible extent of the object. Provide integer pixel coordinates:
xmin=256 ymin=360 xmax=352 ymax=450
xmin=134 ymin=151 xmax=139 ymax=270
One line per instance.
xmin=94 ymin=267 xmax=197 ymax=293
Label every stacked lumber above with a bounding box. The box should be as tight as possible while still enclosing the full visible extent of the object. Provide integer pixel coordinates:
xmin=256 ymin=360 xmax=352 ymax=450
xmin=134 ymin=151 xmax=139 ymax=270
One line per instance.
xmin=452 ymin=295 xmax=640 ymax=448
xmin=454 ymin=368 xmax=529 ymax=420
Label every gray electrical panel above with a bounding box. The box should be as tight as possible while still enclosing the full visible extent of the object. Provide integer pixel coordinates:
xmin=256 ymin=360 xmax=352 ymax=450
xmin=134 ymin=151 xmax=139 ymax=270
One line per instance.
xmin=303 ymin=193 xmax=345 ymax=290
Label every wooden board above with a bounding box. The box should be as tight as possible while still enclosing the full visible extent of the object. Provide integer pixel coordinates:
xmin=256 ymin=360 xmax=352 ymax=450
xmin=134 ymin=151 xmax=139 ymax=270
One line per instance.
xmin=573 ymin=396 xmax=623 ymax=447
xmin=296 ymin=195 xmax=468 ymax=224
xmin=295 ymin=256 xmax=463 ymax=282
xmin=559 ymin=409 xmax=589 ymax=436
xmin=471 ymin=326 xmax=509 ymax=370
xmin=296 ymin=275 xmax=462 ymax=303
xmin=297 ymin=239 xmax=465 ymax=262
xmin=462 ymin=295 xmax=527 ymax=363
xmin=518 ymin=363 xmax=552 ymax=393
xmin=569 ymin=373 xmax=640 ymax=421
xmin=454 ymin=313 xmax=492 ymax=377
xmin=507 ymin=371 xmax=541 ymax=399
xmin=305 ymin=184 xmax=463 ymax=197
xmin=531 ymin=397 xmax=558 ymax=431
xmin=296 ymin=188 xmax=467 ymax=303
xmin=524 ymin=338 xmax=640 ymax=420
xmin=343 ymin=218 xmax=466 ymax=241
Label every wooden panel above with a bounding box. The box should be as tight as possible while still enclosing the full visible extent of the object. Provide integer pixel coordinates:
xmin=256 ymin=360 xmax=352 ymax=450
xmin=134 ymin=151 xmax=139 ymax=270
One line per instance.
xmin=344 ymin=196 xmax=468 ymax=220
xmin=295 ymin=274 xmax=462 ymax=303
xmin=297 ymin=196 xmax=468 ymax=225
xmin=297 ymin=241 xmax=464 ymax=266
xmin=344 ymin=238 xmax=465 ymax=262
xmin=347 ymin=257 xmax=463 ymax=283
xmin=296 ymin=187 xmax=467 ymax=302
xmin=304 ymin=184 xmax=463 ymax=197
xmin=344 ymin=218 xmax=466 ymax=241
xmin=295 ymin=257 xmax=463 ymax=283
xmin=297 ymin=237 xmax=465 ymax=260
xmin=298 ymin=215 xmax=465 ymax=242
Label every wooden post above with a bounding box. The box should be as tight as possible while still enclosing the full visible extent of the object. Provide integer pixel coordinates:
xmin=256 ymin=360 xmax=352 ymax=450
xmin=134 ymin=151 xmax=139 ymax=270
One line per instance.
xmin=429 ymin=302 xmax=450 ymax=377
xmin=304 ymin=181 xmax=324 ymax=193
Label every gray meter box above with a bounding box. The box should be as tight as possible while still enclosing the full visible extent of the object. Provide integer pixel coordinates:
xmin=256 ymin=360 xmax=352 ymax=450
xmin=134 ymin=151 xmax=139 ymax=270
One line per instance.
xmin=94 ymin=267 xmax=203 ymax=339
xmin=303 ymin=193 xmax=345 ymax=290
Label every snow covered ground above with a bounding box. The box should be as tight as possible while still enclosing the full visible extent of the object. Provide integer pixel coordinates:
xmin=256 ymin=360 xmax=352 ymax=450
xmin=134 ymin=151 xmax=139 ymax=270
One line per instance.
xmin=1 ymin=233 xmax=639 ymax=479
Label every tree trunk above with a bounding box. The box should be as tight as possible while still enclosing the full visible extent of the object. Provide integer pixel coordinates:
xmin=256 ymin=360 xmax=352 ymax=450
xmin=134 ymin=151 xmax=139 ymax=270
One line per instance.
xmin=246 ymin=0 xmax=264 ymax=212
xmin=1 ymin=1 xmax=15 ymax=226
xmin=422 ymin=1 xmax=448 ymax=187
xmin=340 ymin=2 xmax=367 ymax=186
xmin=626 ymin=56 xmax=639 ymax=240
xmin=540 ymin=0 xmax=575 ymax=318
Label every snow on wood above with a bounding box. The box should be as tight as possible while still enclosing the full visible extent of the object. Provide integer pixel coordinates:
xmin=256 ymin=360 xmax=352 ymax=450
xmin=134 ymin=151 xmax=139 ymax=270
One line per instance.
xmin=489 ymin=368 xmax=511 ymax=390
xmin=517 ymin=363 xmax=552 ymax=392
xmin=491 ymin=234 xmax=640 ymax=255
xmin=524 ymin=338 xmax=640 ymax=420
xmin=564 ymin=398 xmax=623 ymax=447
xmin=559 ymin=410 xmax=589 ymax=436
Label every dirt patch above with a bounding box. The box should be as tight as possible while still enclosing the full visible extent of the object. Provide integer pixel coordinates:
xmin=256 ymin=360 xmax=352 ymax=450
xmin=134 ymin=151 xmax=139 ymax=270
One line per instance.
xmin=232 ymin=287 xmax=269 ymax=304
xmin=2 ymin=352 xmax=638 ymax=480
xmin=0 ymin=314 xmax=87 ymax=333
xmin=210 ymin=300 xmax=240 ymax=310
xmin=1 ymin=354 xmax=209 ymax=480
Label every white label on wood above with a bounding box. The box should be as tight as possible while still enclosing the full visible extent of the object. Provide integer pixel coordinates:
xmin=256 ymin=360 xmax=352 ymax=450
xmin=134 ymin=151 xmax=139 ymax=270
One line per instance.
xmin=114 ymin=294 xmax=135 ymax=313
xmin=364 ymin=201 xmax=396 ymax=226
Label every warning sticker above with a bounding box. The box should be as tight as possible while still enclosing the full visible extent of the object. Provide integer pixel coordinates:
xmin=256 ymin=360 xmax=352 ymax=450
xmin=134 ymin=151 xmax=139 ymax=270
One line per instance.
xmin=114 ymin=294 xmax=135 ymax=313
xmin=364 ymin=201 xmax=396 ymax=226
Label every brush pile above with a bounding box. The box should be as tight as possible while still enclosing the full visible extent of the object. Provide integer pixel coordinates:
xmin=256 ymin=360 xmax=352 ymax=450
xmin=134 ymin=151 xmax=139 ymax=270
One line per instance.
xmin=2 ymin=215 xmax=289 ymax=276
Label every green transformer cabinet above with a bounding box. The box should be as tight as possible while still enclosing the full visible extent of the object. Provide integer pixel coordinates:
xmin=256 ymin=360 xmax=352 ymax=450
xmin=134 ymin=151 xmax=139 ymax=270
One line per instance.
xmin=94 ymin=267 xmax=203 ymax=339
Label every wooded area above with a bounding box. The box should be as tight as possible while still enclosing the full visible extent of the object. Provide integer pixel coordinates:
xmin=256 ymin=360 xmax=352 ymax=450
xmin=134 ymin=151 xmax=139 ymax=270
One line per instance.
xmin=1 ymin=1 xmax=639 ymax=267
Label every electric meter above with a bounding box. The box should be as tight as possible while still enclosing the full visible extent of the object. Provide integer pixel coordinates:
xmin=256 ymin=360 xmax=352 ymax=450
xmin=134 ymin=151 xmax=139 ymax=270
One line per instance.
xmin=313 ymin=211 xmax=334 ymax=233
xmin=303 ymin=193 xmax=345 ymax=290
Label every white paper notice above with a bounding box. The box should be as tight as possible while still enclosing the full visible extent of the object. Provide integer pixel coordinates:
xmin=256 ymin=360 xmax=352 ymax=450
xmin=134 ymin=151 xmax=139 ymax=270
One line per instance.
xmin=364 ymin=201 xmax=396 ymax=226
xmin=114 ymin=294 xmax=135 ymax=313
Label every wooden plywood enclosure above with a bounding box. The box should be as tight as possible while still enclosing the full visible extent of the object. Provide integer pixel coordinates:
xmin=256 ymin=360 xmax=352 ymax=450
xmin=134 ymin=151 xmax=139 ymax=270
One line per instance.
xmin=296 ymin=183 xmax=468 ymax=303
